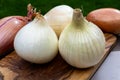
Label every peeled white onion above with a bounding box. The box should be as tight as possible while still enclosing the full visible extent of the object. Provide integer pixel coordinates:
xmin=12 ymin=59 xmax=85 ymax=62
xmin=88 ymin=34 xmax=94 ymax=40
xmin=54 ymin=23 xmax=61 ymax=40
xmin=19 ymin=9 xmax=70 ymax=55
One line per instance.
xmin=59 ymin=9 xmax=105 ymax=68
xmin=44 ymin=5 xmax=73 ymax=37
xmin=14 ymin=13 xmax=58 ymax=64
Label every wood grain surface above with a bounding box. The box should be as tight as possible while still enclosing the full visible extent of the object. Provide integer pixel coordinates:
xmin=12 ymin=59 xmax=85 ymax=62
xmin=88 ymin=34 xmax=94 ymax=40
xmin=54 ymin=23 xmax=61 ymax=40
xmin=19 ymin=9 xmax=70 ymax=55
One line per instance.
xmin=0 ymin=33 xmax=117 ymax=80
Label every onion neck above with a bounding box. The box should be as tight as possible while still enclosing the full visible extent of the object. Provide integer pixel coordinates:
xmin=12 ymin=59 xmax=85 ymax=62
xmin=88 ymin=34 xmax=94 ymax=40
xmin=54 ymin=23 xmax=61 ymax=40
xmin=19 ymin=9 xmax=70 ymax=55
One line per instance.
xmin=26 ymin=4 xmax=36 ymax=21
xmin=34 ymin=12 xmax=47 ymax=26
xmin=71 ymin=9 xmax=85 ymax=28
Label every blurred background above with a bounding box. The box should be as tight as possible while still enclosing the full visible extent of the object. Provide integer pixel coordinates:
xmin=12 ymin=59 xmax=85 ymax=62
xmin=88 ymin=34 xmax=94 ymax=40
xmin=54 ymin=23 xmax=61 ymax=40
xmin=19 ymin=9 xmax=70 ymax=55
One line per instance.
xmin=0 ymin=0 xmax=120 ymax=18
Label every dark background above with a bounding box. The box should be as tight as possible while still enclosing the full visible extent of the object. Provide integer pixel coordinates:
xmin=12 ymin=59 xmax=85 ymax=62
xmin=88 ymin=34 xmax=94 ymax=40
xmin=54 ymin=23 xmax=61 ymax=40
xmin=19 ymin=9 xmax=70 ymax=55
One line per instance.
xmin=0 ymin=0 xmax=120 ymax=18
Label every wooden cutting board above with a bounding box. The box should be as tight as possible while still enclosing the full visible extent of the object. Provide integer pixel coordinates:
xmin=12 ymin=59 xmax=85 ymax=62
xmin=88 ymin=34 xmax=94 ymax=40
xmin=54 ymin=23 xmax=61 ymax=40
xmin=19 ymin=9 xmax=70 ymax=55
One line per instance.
xmin=0 ymin=33 xmax=117 ymax=80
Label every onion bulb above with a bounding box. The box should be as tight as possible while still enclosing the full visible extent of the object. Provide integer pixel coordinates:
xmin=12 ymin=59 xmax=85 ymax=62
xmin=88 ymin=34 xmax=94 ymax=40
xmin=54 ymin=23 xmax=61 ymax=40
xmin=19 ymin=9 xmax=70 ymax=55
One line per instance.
xmin=14 ymin=13 xmax=58 ymax=64
xmin=86 ymin=8 xmax=120 ymax=34
xmin=59 ymin=9 xmax=105 ymax=68
xmin=44 ymin=5 xmax=73 ymax=37
xmin=0 ymin=4 xmax=35 ymax=56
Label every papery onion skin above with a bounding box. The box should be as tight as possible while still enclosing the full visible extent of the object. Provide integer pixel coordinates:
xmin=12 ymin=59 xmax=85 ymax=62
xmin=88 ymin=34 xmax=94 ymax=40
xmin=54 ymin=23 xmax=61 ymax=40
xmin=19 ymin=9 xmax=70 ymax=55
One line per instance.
xmin=0 ymin=16 xmax=28 ymax=56
xmin=59 ymin=9 xmax=105 ymax=68
xmin=14 ymin=13 xmax=58 ymax=64
xmin=44 ymin=5 xmax=73 ymax=37
xmin=0 ymin=4 xmax=35 ymax=57
xmin=86 ymin=8 xmax=120 ymax=34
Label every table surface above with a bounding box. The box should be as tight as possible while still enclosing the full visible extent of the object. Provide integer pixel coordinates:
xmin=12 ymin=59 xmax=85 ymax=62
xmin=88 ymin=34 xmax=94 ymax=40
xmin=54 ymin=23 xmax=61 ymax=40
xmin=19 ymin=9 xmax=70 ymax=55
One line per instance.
xmin=91 ymin=36 xmax=120 ymax=80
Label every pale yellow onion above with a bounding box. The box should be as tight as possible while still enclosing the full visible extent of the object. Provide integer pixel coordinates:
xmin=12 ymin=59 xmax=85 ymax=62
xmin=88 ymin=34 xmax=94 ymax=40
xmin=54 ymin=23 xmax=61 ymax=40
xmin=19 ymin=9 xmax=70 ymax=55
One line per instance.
xmin=59 ymin=9 xmax=105 ymax=68
xmin=14 ymin=13 xmax=58 ymax=64
xmin=44 ymin=5 xmax=73 ymax=37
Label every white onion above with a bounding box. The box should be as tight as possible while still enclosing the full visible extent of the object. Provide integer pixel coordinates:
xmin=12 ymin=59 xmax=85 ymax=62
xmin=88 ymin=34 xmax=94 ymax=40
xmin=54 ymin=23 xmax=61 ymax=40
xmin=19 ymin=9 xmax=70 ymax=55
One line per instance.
xmin=59 ymin=9 xmax=105 ymax=68
xmin=44 ymin=5 xmax=73 ymax=37
xmin=14 ymin=13 xmax=58 ymax=64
